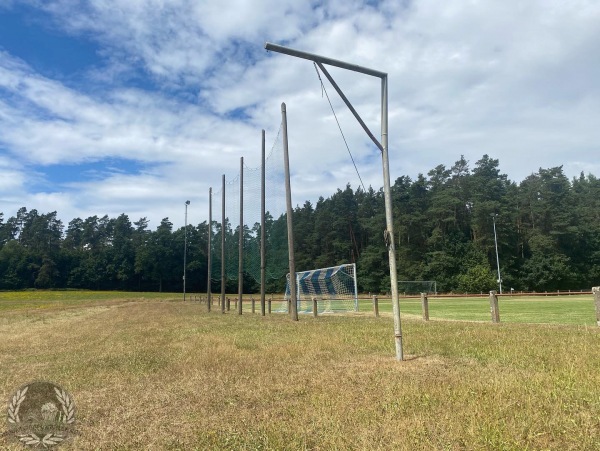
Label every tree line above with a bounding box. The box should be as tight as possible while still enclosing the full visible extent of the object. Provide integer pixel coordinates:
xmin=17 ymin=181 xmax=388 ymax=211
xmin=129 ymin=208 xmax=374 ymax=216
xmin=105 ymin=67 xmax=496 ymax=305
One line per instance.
xmin=1 ymin=154 xmax=599 ymax=293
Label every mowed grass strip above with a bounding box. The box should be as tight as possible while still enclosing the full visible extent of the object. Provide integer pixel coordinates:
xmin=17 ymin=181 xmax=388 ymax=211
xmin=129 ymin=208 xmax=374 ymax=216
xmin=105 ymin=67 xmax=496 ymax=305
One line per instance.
xmin=1 ymin=296 xmax=599 ymax=450
xmin=370 ymin=294 xmax=597 ymax=325
xmin=0 ymin=290 xmax=182 ymax=313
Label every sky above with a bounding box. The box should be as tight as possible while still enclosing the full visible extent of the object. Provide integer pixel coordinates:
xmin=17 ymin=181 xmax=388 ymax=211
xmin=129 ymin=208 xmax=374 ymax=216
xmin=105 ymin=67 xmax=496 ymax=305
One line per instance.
xmin=1 ymin=0 xmax=599 ymax=230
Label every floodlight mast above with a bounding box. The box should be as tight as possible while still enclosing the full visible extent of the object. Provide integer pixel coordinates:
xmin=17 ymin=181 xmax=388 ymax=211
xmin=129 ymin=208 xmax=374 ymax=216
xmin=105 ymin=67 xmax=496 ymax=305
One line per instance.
xmin=264 ymin=42 xmax=404 ymax=361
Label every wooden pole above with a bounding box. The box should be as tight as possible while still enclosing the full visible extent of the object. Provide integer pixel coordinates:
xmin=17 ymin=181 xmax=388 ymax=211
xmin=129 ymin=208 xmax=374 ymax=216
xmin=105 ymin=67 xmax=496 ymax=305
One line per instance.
xmin=373 ymin=295 xmax=379 ymax=318
xmin=593 ymin=287 xmax=600 ymax=327
xmin=312 ymin=297 xmax=318 ymax=317
xmin=489 ymin=290 xmax=500 ymax=323
xmin=421 ymin=292 xmax=429 ymax=321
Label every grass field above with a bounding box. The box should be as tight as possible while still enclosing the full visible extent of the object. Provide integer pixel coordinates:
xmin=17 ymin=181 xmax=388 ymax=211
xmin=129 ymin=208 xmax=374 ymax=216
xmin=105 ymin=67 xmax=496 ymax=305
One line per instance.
xmin=1 ymin=291 xmax=599 ymax=449
xmin=371 ymin=294 xmax=598 ymax=325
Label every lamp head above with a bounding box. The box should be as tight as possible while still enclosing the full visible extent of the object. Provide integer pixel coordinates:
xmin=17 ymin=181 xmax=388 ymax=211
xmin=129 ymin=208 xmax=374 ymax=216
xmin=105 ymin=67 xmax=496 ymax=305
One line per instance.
xmin=185 ymin=200 xmax=190 ymax=205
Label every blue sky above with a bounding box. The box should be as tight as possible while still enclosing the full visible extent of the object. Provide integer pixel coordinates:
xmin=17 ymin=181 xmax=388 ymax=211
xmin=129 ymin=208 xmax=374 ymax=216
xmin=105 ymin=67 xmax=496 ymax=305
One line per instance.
xmin=1 ymin=0 xmax=599 ymax=229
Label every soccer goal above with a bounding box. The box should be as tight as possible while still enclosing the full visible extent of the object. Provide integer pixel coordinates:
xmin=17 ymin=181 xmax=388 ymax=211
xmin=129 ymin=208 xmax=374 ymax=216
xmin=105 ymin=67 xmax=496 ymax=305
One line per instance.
xmin=279 ymin=263 xmax=359 ymax=314
xmin=398 ymin=280 xmax=437 ymax=295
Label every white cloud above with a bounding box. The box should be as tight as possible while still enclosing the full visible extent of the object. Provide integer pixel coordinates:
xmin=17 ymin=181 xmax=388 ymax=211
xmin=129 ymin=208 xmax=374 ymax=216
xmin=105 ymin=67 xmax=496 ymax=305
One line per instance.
xmin=1 ymin=0 xmax=599 ymax=228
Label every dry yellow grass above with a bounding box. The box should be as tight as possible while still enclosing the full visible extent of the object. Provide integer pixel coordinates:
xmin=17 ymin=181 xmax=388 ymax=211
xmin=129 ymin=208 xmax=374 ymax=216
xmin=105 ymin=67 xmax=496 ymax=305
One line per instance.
xmin=1 ymin=298 xmax=599 ymax=450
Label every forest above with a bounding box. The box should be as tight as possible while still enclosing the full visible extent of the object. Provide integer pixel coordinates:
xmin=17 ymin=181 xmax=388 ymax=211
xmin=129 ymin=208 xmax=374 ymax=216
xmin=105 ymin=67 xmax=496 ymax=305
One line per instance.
xmin=1 ymin=155 xmax=599 ymax=294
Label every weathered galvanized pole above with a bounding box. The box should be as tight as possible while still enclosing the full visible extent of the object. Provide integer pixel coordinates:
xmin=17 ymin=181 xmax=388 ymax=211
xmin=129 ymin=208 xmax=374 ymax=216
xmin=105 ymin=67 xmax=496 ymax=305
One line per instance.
xmin=183 ymin=200 xmax=190 ymax=301
xmin=381 ymin=74 xmax=403 ymax=360
xmin=238 ymin=157 xmax=244 ymax=315
xmin=281 ymin=102 xmax=298 ymax=321
xmin=260 ymin=130 xmax=267 ymax=316
xmin=207 ymin=187 xmax=212 ymax=311
xmin=221 ymin=175 xmax=226 ymax=314
xmin=263 ymin=42 xmax=403 ymax=359
xmin=491 ymin=214 xmax=503 ymax=294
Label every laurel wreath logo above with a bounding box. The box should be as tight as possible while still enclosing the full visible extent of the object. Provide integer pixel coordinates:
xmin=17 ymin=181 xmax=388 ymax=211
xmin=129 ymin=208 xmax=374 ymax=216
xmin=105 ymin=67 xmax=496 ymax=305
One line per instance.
xmin=7 ymin=382 xmax=75 ymax=448
xmin=54 ymin=387 xmax=75 ymax=424
xmin=17 ymin=432 xmax=65 ymax=447
xmin=7 ymin=386 xmax=28 ymax=424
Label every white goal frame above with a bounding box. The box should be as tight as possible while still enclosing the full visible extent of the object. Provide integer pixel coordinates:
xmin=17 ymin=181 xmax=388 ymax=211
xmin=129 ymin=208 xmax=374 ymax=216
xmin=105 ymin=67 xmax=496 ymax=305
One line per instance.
xmin=282 ymin=263 xmax=359 ymax=313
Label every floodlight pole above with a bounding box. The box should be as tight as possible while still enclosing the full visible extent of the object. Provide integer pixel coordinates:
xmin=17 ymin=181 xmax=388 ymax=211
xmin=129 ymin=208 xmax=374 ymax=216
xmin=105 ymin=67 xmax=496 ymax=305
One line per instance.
xmin=265 ymin=42 xmax=403 ymax=360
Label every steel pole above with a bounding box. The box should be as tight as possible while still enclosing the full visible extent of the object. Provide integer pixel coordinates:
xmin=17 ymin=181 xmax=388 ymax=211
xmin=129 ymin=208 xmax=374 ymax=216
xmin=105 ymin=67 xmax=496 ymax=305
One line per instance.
xmin=221 ymin=175 xmax=226 ymax=313
xmin=381 ymin=75 xmax=403 ymax=361
xmin=183 ymin=200 xmax=189 ymax=301
xmin=260 ymin=130 xmax=266 ymax=316
xmin=238 ymin=157 xmax=244 ymax=315
xmin=207 ymin=188 xmax=212 ymax=311
xmin=281 ymin=103 xmax=298 ymax=321
xmin=492 ymin=214 xmax=502 ymax=294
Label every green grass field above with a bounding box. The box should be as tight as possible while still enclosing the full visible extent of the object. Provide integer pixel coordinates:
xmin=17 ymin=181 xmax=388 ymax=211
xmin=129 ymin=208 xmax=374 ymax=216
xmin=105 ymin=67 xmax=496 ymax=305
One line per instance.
xmin=0 ymin=290 xmax=178 ymax=312
xmin=1 ymin=291 xmax=599 ymax=449
xmin=370 ymin=294 xmax=598 ymax=325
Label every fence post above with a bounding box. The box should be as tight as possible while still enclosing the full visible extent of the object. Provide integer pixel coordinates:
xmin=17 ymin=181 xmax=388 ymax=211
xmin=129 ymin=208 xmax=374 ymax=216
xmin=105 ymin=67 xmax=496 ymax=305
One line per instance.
xmin=227 ymin=297 xmax=230 ymax=311
xmin=268 ymin=295 xmax=272 ymax=315
xmin=593 ymin=287 xmax=600 ymax=327
xmin=421 ymin=292 xmax=429 ymax=321
xmin=373 ymin=295 xmax=379 ymax=318
xmin=312 ymin=297 xmax=318 ymax=317
xmin=489 ymin=290 xmax=500 ymax=323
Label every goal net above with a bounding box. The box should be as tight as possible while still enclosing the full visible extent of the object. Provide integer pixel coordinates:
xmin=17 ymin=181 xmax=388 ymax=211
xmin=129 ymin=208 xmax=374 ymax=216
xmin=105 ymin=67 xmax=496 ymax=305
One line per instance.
xmin=279 ymin=263 xmax=358 ymax=314
xmin=398 ymin=280 xmax=437 ymax=295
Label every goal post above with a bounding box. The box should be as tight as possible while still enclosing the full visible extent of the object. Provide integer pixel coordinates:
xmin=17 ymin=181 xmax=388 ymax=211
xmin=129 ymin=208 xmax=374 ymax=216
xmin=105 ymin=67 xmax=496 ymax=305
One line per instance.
xmin=281 ymin=263 xmax=359 ymax=314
